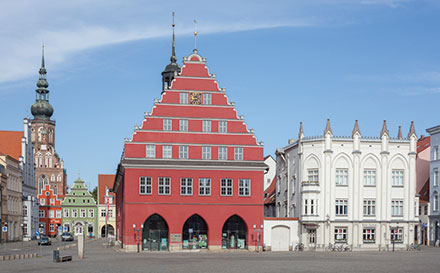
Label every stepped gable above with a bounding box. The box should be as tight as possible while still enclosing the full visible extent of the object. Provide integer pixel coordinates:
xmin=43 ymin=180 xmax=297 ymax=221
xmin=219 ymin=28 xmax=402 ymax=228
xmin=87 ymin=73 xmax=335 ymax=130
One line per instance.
xmin=125 ymin=50 xmax=262 ymax=160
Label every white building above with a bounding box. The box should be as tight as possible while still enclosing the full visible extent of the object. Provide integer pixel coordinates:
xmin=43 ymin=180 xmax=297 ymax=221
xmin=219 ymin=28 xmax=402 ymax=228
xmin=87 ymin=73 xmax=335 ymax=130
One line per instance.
xmin=21 ymin=118 xmax=38 ymax=240
xmin=264 ymin=155 xmax=276 ymax=190
xmin=275 ymin=120 xmax=418 ymax=250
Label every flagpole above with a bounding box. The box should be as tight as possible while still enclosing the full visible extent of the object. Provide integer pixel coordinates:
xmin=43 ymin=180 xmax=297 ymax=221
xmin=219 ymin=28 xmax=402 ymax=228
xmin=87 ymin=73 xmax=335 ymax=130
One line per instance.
xmin=105 ymin=186 xmax=108 ymax=246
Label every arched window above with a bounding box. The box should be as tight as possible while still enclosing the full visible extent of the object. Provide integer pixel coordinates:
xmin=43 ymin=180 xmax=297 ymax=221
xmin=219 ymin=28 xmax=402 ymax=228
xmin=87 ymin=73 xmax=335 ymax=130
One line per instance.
xmin=51 ymin=174 xmax=55 ymax=181
xmin=57 ymin=174 xmax=61 ymax=182
xmin=49 ymin=129 xmax=53 ymax=142
xmin=53 ymin=185 xmax=57 ymax=195
xmin=38 ymin=127 xmax=43 ymax=142
xmin=434 ymin=192 xmax=439 ymax=212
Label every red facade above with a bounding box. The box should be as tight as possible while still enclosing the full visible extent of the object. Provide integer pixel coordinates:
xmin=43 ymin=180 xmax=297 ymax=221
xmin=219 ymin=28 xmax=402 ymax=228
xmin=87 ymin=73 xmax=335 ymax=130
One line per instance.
xmin=114 ymin=49 xmax=266 ymax=251
xmin=38 ymin=184 xmax=64 ymax=236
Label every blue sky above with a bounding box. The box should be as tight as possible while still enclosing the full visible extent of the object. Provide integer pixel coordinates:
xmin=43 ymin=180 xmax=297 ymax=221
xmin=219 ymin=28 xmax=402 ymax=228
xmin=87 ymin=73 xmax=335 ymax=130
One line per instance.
xmin=1 ymin=0 xmax=439 ymax=189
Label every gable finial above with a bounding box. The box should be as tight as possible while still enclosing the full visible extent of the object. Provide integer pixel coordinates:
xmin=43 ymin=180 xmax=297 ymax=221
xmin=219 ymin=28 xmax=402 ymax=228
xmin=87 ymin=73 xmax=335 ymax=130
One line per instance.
xmin=408 ymin=121 xmax=417 ymax=139
xmin=380 ymin=120 xmax=389 ymax=137
xmin=324 ymin=119 xmax=333 ymax=135
xmin=352 ymin=120 xmax=361 ymax=137
xmin=397 ymin=126 xmax=403 ymax=139
xmin=298 ymin=122 xmax=304 ymax=139
xmin=194 ymin=18 xmax=198 ymax=50
xmin=170 ymin=11 xmax=177 ymax=63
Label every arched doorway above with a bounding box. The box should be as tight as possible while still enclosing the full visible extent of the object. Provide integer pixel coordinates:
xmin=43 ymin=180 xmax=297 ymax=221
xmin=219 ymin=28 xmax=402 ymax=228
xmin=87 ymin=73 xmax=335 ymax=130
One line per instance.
xmin=222 ymin=215 xmax=247 ymax=249
xmin=101 ymin=225 xmax=114 ymax=237
xmin=182 ymin=214 xmax=208 ymax=249
xmin=142 ymin=214 xmax=169 ymax=251
xmin=74 ymin=222 xmax=83 ymax=236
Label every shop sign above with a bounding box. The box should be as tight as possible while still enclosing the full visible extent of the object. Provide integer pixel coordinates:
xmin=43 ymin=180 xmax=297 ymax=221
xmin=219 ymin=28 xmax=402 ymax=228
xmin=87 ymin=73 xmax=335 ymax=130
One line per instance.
xmin=170 ymin=233 xmax=182 ymax=242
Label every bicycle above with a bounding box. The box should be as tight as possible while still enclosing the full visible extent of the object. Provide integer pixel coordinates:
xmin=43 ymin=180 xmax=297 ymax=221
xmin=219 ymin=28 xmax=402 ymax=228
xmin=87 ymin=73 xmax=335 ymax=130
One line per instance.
xmin=407 ymin=243 xmax=421 ymax=251
xmin=327 ymin=243 xmax=337 ymax=252
xmin=294 ymin=243 xmax=304 ymax=251
xmin=342 ymin=244 xmax=352 ymax=252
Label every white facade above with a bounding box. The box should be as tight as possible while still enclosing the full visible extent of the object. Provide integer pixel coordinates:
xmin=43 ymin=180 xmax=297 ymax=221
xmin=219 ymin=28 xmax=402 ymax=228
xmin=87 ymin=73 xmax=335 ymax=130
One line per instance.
xmin=264 ymin=156 xmax=276 ymax=190
xmin=263 ymin=218 xmax=299 ymax=251
xmin=21 ymin=118 xmax=37 ymax=240
xmin=276 ymin=120 xmax=418 ymax=250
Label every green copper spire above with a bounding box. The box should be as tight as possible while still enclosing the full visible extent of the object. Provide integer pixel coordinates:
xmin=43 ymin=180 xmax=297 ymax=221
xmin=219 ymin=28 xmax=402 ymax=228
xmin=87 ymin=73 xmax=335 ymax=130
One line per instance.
xmin=31 ymin=45 xmax=54 ymax=120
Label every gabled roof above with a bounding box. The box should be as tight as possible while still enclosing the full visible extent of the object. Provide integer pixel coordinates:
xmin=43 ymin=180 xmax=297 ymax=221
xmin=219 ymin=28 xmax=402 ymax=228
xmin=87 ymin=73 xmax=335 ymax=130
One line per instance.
xmin=0 ymin=131 xmax=23 ymax=161
xmin=264 ymin=177 xmax=276 ymax=205
xmin=98 ymin=174 xmax=116 ymax=205
xmin=417 ymin=135 xmax=430 ymax=154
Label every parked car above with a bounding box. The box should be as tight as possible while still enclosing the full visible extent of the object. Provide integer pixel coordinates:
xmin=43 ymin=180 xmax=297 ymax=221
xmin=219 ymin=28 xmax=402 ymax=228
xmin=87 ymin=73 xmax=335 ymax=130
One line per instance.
xmin=38 ymin=235 xmax=51 ymax=246
xmin=61 ymin=232 xmax=74 ymax=241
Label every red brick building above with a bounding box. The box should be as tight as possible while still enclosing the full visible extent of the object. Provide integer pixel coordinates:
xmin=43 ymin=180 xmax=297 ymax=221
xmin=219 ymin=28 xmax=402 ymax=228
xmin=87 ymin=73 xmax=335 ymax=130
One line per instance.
xmin=38 ymin=184 xmax=64 ymax=236
xmin=114 ymin=31 xmax=266 ymax=251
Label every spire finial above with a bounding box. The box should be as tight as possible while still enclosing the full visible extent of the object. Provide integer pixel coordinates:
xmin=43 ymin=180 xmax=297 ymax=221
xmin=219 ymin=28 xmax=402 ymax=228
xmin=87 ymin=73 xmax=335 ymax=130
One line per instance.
xmin=324 ymin=119 xmax=333 ymax=135
xmin=299 ymin=122 xmax=304 ymax=139
xmin=380 ymin=120 xmax=389 ymax=137
xmin=352 ymin=120 xmax=361 ymax=137
xmin=170 ymin=12 xmax=177 ymax=63
xmin=397 ymin=126 xmax=403 ymax=139
xmin=408 ymin=121 xmax=417 ymax=139
xmin=194 ymin=19 xmax=198 ymax=50
xmin=41 ymin=44 xmax=45 ymax=69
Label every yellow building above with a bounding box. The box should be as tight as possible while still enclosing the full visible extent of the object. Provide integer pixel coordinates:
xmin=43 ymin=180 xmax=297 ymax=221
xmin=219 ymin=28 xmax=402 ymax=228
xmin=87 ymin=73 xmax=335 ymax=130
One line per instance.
xmin=98 ymin=174 xmax=116 ymax=237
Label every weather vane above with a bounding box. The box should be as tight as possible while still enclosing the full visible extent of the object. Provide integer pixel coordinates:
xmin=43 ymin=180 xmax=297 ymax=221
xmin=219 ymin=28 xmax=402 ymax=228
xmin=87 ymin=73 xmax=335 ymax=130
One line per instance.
xmin=194 ymin=19 xmax=198 ymax=50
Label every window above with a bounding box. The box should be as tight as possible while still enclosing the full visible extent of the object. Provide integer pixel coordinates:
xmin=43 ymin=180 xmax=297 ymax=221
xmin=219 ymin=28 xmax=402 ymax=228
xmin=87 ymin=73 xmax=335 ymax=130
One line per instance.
xmin=434 ymin=168 xmax=439 ymax=186
xmin=23 ymin=205 xmax=28 ymax=216
xmin=179 ymin=145 xmax=188 ymax=159
xmin=434 ymin=192 xmax=439 ymax=212
xmin=335 ymin=169 xmax=348 ymax=185
xmin=364 ymin=170 xmax=376 ymax=186
xmin=64 ymin=209 xmax=69 ymax=218
xmin=49 ymin=210 xmax=54 ymax=218
xmin=50 ymin=198 xmax=55 ymax=205
xmin=392 ymin=170 xmax=404 ymax=186
xmin=218 ymin=146 xmax=228 ymax=160
xmin=202 ymin=120 xmax=211 ymax=132
xmin=80 ymin=209 xmax=86 ymax=218
xmin=219 ymin=121 xmax=227 ymax=133
xmin=39 ymin=210 xmax=45 ymax=218
xmin=57 ymin=174 xmax=61 ymax=182
xmin=180 ymin=92 xmax=188 ymax=104
xmin=53 ymin=185 xmax=57 ymax=195
xmin=163 ymin=119 xmax=172 ymax=131
xmin=180 ymin=178 xmax=193 ymax=195
xmin=363 ymin=199 xmax=376 ymax=216
xmin=304 ymin=199 xmax=317 ymax=216
xmin=88 ymin=225 xmax=94 ymax=234
xmin=158 ymin=177 xmax=171 ymax=195
xmin=108 ymin=210 xmax=113 ymax=217
xmin=203 ymin=93 xmax=212 ymax=105
xmin=72 ymin=209 xmax=78 ymax=218
xmin=163 ymin=145 xmax=172 ymax=159
xmin=308 ymin=169 xmax=319 ymax=182
xmin=101 ymin=209 xmax=106 ymax=217
xmin=221 ymin=178 xmax=233 ymax=196
xmin=199 ymin=178 xmax=211 ymax=196
xmin=334 ymin=227 xmax=347 ymax=242
xmin=425 ymin=205 xmax=428 ymax=215
xmin=390 ymin=227 xmax=403 ymax=242
xmin=238 ymin=179 xmax=251 ymax=196
xmin=40 ymin=198 xmax=45 ymax=205
xmin=363 ymin=228 xmax=375 ymax=243
xmin=391 ymin=200 xmax=403 ymax=216
xmin=140 ymin=177 xmax=152 ymax=195
xmin=335 ymin=199 xmax=348 ymax=216
xmin=88 ymin=209 xmax=94 ymax=218
xmin=56 ymin=210 xmax=61 ymax=218
xmin=434 ymin=146 xmax=439 ymax=160
xmin=202 ymin=146 xmax=211 ymax=160
xmin=234 ymin=147 xmax=243 ymax=160
xmin=50 ymin=223 xmax=55 ymax=232
xmin=179 ymin=119 xmax=188 ymax=131
xmin=51 ymin=174 xmax=55 ymax=181
xmin=146 ymin=145 xmax=156 ymax=158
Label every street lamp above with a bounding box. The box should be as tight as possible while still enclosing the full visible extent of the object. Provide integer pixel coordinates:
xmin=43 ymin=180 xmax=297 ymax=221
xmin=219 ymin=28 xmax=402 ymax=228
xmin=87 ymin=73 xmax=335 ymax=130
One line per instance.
xmin=133 ymin=224 xmax=143 ymax=253
xmin=253 ymin=224 xmax=263 ymax=252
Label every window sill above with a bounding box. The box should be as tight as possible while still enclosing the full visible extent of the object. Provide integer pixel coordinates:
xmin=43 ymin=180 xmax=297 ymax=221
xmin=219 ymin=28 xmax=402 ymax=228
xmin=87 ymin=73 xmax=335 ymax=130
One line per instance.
xmin=363 ymin=215 xmax=376 ymax=217
xmin=363 ymin=185 xmax=376 ymax=187
xmin=336 ymin=184 xmax=348 ymax=187
xmin=363 ymin=240 xmax=376 ymax=244
xmin=391 ymin=185 xmax=404 ymax=188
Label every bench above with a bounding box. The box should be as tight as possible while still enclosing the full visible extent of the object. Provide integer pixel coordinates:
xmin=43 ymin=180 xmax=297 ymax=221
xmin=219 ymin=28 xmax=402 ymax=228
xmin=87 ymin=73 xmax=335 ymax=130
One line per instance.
xmin=60 ymin=256 xmax=72 ymax=262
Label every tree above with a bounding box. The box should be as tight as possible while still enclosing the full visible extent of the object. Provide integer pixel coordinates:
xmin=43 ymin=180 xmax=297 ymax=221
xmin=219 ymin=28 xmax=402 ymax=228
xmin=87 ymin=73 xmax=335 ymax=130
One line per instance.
xmin=92 ymin=186 xmax=98 ymax=202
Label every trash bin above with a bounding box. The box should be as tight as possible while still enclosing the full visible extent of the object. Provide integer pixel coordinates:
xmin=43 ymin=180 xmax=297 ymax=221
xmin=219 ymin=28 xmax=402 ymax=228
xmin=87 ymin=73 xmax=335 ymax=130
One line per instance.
xmin=53 ymin=249 xmax=60 ymax=262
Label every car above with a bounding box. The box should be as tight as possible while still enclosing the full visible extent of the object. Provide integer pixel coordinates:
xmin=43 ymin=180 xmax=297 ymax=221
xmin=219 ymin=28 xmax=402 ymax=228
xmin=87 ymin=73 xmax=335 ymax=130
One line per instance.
xmin=38 ymin=235 xmax=51 ymax=246
xmin=61 ymin=232 xmax=74 ymax=241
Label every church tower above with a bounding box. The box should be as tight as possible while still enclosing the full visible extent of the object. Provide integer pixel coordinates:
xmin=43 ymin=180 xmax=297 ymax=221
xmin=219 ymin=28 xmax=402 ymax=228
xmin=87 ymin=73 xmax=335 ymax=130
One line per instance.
xmin=31 ymin=46 xmax=67 ymax=196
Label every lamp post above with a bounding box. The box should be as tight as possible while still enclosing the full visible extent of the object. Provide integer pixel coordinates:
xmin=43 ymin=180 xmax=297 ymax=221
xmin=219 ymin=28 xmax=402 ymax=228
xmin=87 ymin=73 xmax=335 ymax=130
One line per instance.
xmin=133 ymin=224 xmax=143 ymax=253
xmin=253 ymin=224 xmax=263 ymax=252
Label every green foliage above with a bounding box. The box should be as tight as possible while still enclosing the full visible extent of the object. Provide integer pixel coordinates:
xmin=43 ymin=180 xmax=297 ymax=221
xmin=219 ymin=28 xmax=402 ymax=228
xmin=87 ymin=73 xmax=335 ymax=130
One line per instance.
xmin=92 ymin=186 xmax=98 ymax=202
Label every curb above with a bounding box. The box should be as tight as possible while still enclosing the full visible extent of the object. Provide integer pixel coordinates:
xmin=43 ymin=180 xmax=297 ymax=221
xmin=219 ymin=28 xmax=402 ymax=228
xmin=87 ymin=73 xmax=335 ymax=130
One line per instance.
xmin=0 ymin=253 xmax=38 ymax=261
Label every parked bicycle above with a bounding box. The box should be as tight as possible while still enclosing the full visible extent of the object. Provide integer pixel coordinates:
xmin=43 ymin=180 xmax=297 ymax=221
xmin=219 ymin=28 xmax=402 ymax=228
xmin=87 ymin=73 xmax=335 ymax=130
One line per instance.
xmin=294 ymin=243 xmax=304 ymax=251
xmin=407 ymin=243 xmax=421 ymax=251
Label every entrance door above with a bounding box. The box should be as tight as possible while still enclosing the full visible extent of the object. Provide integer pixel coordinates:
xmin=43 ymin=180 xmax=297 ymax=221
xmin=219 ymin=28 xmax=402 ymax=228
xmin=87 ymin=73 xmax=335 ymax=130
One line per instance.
xmin=149 ymin=230 xmax=160 ymax=251
xmin=222 ymin=215 xmax=247 ymax=249
xmin=182 ymin=214 xmax=208 ymax=249
xmin=308 ymin=229 xmax=316 ymax=249
xmin=271 ymin=226 xmax=290 ymax=251
xmin=142 ymin=214 xmax=169 ymax=251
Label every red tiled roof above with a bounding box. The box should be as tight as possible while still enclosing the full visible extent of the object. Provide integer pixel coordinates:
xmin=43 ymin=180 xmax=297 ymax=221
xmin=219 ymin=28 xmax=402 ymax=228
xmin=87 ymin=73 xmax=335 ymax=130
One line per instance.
xmin=98 ymin=174 xmax=116 ymax=204
xmin=264 ymin=177 xmax=276 ymax=205
xmin=417 ymin=136 xmax=430 ymax=154
xmin=418 ymin=178 xmax=430 ymax=203
xmin=0 ymin=131 xmax=23 ymax=161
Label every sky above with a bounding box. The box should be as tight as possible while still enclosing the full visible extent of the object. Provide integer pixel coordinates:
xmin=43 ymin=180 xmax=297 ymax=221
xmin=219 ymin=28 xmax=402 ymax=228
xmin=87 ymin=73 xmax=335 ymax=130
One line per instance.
xmin=1 ymin=0 xmax=439 ymax=189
